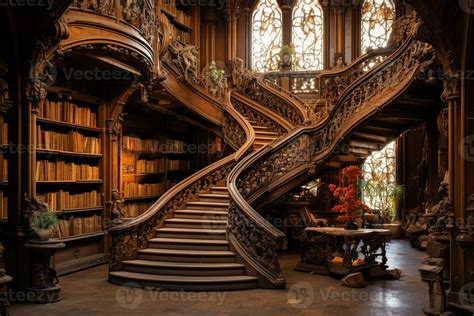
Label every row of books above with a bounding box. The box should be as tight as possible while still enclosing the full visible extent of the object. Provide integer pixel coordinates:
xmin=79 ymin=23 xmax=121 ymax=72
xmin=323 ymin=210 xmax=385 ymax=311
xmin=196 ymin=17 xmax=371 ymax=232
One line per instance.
xmin=167 ymin=159 xmax=190 ymax=171
xmin=2 ymin=122 xmax=7 ymax=144
xmin=36 ymin=160 xmax=100 ymax=181
xmin=136 ymin=158 xmax=166 ymax=174
xmin=39 ymin=190 xmax=102 ymax=212
xmin=124 ymin=201 xmax=155 ymax=218
xmin=123 ymin=136 xmax=160 ymax=152
xmin=2 ymin=159 xmax=6 ymax=182
xmin=123 ymin=182 xmax=165 ymax=198
xmin=56 ymin=215 xmax=102 ymax=238
xmin=37 ymin=127 xmax=101 ymax=154
xmin=38 ymin=99 xmax=98 ymax=127
xmin=0 ymin=191 xmax=7 ymax=219
xmin=122 ymin=136 xmax=186 ymax=153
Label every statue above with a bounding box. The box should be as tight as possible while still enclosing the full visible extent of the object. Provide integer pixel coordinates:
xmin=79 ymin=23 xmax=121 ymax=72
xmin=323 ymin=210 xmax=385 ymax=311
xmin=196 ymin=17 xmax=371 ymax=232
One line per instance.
xmin=425 ymin=180 xmax=452 ymax=235
xmin=169 ymin=40 xmax=199 ymax=82
xmin=107 ymin=190 xmax=126 ymax=225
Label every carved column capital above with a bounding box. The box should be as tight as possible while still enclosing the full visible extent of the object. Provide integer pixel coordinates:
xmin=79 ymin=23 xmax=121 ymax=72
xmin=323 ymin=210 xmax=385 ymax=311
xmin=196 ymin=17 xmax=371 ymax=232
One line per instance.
xmin=441 ymin=75 xmax=460 ymax=101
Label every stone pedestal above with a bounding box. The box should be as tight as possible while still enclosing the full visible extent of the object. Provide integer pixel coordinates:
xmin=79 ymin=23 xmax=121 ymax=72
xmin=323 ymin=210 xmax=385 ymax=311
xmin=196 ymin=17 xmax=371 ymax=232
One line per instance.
xmin=419 ymin=258 xmax=446 ymax=315
xmin=0 ymin=269 xmax=12 ymax=315
xmin=25 ymin=239 xmax=65 ymax=303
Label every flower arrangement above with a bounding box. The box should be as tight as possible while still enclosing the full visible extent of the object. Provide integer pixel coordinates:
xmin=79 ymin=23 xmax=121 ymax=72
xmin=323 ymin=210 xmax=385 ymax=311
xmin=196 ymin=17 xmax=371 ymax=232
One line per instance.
xmin=328 ymin=166 xmax=371 ymax=223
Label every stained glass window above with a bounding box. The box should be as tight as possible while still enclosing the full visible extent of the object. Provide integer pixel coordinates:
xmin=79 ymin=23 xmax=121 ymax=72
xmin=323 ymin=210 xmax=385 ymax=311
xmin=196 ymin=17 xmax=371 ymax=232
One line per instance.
xmin=292 ymin=0 xmax=324 ymax=71
xmin=252 ymin=0 xmax=282 ymax=73
xmin=361 ymin=0 xmax=396 ymax=53
xmin=362 ymin=141 xmax=397 ymax=217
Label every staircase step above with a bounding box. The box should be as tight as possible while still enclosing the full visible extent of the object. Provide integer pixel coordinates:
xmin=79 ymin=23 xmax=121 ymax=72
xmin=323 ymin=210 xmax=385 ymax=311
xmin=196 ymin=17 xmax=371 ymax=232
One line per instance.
xmin=255 ymin=131 xmax=279 ymax=137
xmin=174 ymin=210 xmax=228 ymax=220
xmin=138 ymin=248 xmax=236 ymax=263
xmin=155 ymin=227 xmax=227 ymax=240
xmin=109 ymin=271 xmax=258 ymax=291
xmin=186 ymin=201 xmax=229 ymax=211
xmin=252 ymin=125 xmax=269 ymax=131
xmin=121 ymin=260 xmax=244 ymax=276
xmin=164 ymin=218 xmax=227 ymax=230
xmin=255 ymin=136 xmax=278 ymax=142
xmin=210 ymin=186 xmax=228 ymax=194
xmin=148 ymin=238 xmax=229 ymax=251
xmin=197 ymin=193 xmax=229 ymax=202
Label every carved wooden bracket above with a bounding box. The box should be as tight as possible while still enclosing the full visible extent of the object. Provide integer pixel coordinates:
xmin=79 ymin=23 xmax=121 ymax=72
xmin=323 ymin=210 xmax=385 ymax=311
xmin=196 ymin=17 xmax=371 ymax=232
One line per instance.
xmin=106 ymin=83 xmax=140 ymax=137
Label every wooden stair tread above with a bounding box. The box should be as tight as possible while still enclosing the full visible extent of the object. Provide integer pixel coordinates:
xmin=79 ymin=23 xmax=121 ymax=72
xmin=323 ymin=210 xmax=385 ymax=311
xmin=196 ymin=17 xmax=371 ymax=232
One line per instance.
xmin=198 ymin=193 xmax=229 ymax=198
xmin=138 ymin=248 xmax=235 ymax=256
xmin=186 ymin=201 xmax=229 ymax=206
xmin=149 ymin=238 xmax=228 ymax=245
xmin=174 ymin=210 xmax=228 ymax=215
xmin=156 ymin=227 xmax=226 ymax=234
xmin=122 ymin=260 xmax=243 ymax=269
xmin=165 ymin=218 xmax=227 ymax=224
xmin=110 ymin=271 xmax=258 ymax=283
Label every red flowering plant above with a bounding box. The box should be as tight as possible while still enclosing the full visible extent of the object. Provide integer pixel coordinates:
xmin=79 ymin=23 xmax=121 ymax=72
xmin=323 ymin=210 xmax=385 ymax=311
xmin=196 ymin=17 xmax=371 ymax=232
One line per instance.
xmin=328 ymin=166 xmax=371 ymax=223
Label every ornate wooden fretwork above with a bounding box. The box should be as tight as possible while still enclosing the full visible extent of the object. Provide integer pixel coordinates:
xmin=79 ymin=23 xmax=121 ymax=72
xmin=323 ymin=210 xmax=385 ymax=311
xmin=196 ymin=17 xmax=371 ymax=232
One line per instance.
xmin=231 ymin=98 xmax=286 ymax=135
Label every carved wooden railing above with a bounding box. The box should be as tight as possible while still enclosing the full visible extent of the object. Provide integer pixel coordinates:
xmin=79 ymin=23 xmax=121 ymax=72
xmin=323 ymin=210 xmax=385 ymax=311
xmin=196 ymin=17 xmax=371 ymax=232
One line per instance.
xmin=319 ymin=15 xmax=417 ymax=109
xmin=227 ymin=35 xmax=432 ymax=287
xmin=230 ymin=59 xmax=308 ymax=127
xmin=263 ymin=70 xmax=321 ymax=96
xmin=71 ymin=0 xmax=156 ymax=44
xmin=108 ymin=91 xmax=255 ymax=270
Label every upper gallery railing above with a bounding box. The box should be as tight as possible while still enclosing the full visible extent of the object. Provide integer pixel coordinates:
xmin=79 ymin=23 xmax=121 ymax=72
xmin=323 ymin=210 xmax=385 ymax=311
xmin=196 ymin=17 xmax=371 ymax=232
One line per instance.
xmin=227 ymin=32 xmax=434 ymax=287
xmin=71 ymin=0 xmax=156 ymax=44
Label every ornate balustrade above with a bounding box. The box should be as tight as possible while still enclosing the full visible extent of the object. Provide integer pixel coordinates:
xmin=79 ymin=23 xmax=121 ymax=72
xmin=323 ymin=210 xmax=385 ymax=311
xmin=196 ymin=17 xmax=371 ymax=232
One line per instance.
xmin=263 ymin=70 xmax=321 ymax=96
xmin=319 ymin=15 xmax=417 ymax=109
xmin=109 ymin=92 xmax=255 ymax=270
xmin=227 ymin=35 xmax=433 ymax=288
xmin=71 ymin=0 xmax=156 ymax=44
xmin=230 ymin=58 xmax=308 ymax=127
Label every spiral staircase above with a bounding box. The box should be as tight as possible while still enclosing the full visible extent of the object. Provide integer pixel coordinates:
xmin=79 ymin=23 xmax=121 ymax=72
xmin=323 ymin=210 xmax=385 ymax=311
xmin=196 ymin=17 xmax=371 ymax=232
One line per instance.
xmin=108 ymin=22 xmax=443 ymax=290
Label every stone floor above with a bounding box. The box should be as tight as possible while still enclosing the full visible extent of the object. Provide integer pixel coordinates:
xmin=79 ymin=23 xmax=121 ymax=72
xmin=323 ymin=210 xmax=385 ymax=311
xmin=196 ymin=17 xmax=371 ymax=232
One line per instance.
xmin=10 ymin=240 xmax=429 ymax=316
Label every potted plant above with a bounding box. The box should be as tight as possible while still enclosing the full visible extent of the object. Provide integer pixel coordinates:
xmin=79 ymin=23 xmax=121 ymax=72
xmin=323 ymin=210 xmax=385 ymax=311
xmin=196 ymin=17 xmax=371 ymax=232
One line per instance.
xmin=280 ymin=44 xmax=295 ymax=68
xmin=361 ymin=177 xmax=406 ymax=238
xmin=328 ymin=166 xmax=371 ymax=230
xmin=31 ymin=212 xmax=58 ymax=241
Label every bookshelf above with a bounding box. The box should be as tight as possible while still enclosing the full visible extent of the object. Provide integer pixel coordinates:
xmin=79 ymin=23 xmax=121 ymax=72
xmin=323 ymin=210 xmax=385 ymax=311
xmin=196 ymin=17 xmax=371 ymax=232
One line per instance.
xmin=159 ymin=0 xmax=193 ymax=43
xmin=120 ymin=133 xmax=192 ymax=218
xmin=0 ymin=108 xmax=8 ymax=221
xmin=36 ymin=90 xmax=106 ymax=275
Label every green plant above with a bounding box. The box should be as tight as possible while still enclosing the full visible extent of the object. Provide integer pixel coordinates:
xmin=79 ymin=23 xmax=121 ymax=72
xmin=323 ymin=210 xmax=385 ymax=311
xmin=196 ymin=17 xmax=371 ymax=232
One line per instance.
xmin=208 ymin=61 xmax=225 ymax=82
xmin=280 ymin=44 xmax=295 ymax=56
xmin=361 ymin=180 xmax=405 ymax=223
xmin=31 ymin=212 xmax=58 ymax=230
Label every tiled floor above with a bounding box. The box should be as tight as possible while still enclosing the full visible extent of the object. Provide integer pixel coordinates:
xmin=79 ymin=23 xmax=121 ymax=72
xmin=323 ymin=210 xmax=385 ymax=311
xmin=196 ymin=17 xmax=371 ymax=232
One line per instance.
xmin=10 ymin=240 xmax=429 ymax=316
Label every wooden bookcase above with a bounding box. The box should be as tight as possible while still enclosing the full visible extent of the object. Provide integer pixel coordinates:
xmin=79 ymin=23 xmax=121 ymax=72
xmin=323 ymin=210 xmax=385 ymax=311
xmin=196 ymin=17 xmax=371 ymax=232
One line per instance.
xmin=120 ymin=134 xmax=191 ymax=218
xmin=0 ymin=108 xmax=8 ymax=221
xmin=35 ymin=88 xmax=107 ymax=275
xmin=159 ymin=0 xmax=193 ymax=43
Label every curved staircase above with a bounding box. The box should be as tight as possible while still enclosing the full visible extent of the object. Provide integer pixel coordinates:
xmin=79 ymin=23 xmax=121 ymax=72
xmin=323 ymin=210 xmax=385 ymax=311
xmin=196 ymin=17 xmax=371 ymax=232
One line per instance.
xmin=109 ymin=19 xmax=442 ymax=291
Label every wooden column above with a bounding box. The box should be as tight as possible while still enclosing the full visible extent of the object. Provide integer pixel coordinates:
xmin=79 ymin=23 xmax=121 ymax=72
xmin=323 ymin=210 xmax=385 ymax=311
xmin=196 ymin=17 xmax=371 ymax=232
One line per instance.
xmin=243 ymin=7 xmax=251 ymax=68
xmin=351 ymin=4 xmax=362 ymax=60
xmin=201 ymin=9 xmax=217 ymax=68
xmin=321 ymin=1 xmax=331 ymax=69
xmin=333 ymin=5 xmax=347 ymax=67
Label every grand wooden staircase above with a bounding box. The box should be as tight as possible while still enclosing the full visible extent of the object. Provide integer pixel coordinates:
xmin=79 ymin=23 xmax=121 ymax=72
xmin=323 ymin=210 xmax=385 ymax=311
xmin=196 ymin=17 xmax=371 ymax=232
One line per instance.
xmin=109 ymin=18 xmax=442 ymax=291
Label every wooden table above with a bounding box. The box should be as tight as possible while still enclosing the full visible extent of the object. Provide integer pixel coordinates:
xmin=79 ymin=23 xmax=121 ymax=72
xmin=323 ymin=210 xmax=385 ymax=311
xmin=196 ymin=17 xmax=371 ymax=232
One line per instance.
xmin=295 ymin=227 xmax=391 ymax=276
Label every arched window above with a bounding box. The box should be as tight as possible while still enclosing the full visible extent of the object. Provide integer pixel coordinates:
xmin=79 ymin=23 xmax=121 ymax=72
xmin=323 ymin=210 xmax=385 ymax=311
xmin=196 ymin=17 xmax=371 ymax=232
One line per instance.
xmin=252 ymin=0 xmax=282 ymax=73
xmin=361 ymin=0 xmax=396 ymax=53
xmin=292 ymin=0 xmax=324 ymax=71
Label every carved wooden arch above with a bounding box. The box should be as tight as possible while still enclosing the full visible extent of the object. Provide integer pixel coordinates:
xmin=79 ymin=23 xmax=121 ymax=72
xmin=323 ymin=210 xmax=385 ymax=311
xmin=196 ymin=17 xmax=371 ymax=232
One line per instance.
xmin=106 ymin=83 xmax=142 ymax=137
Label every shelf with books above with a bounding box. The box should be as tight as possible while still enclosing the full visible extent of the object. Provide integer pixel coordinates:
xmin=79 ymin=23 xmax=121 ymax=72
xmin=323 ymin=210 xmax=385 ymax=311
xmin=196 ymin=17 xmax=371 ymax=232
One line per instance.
xmin=34 ymin=90 xmax=106 ymax=274
xmin=0 ymin=107 xmax=8 ymax=220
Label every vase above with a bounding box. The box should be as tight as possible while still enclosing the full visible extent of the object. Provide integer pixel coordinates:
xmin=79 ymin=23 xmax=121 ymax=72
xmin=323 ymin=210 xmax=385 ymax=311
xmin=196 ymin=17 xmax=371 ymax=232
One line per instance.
xmin=36 ymin=228 xmax=53 ymax=241
xmin=344 ymin=220 xmax=359 ymax=230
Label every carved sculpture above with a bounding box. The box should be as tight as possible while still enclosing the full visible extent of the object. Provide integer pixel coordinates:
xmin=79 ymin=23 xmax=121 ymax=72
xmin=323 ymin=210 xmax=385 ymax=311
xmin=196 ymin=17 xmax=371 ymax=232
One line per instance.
xmin=168 ymin=39 xmax=199 ymax=82
xmin=108 ymin=190 xmax=126 ymax=225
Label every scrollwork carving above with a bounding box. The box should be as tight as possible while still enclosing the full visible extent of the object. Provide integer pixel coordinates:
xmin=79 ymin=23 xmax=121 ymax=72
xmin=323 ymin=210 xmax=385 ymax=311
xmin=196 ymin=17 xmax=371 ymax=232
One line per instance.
xmin=231 ymin=98 xmax=286 ymax=135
